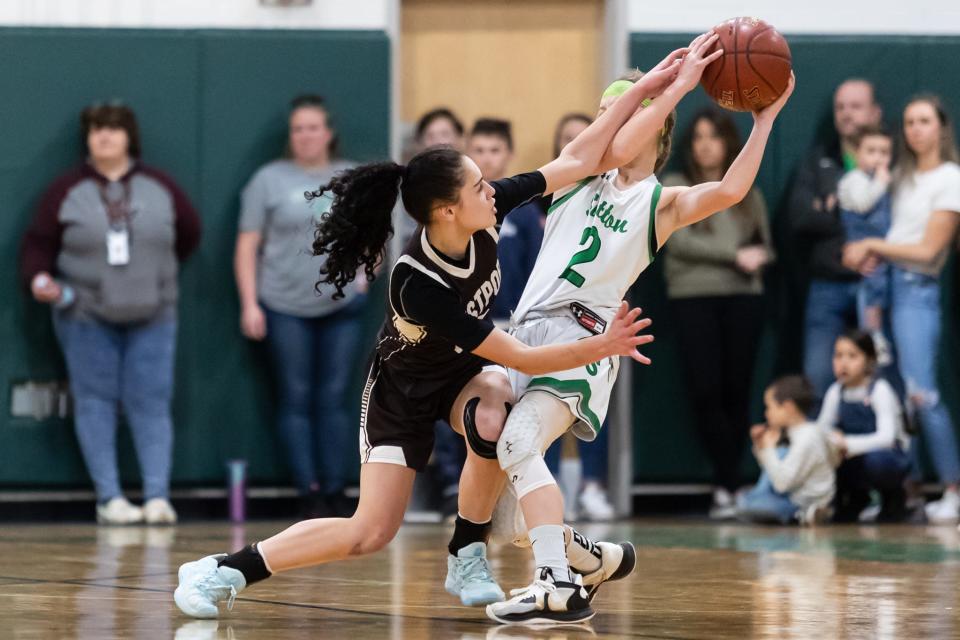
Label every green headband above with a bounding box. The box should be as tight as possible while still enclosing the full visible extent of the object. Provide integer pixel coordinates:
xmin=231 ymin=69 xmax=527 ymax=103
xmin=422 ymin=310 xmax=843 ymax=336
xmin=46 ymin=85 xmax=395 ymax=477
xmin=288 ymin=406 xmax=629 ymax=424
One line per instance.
xmin=602 ymin=80 xmax=634 ymax=98
xmin=602 ymin=80 xmax=654 ymax=109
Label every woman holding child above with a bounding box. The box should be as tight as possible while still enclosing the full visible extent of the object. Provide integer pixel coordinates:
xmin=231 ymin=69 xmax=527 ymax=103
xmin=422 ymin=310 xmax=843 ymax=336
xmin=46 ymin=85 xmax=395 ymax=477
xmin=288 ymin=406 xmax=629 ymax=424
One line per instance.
xmin=843 ymin=94 xmax=960 ymax=524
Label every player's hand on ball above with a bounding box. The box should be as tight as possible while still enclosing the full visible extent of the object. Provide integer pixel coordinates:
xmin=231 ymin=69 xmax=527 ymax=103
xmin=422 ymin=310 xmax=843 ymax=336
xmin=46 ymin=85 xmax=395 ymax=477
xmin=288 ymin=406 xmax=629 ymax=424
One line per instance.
xmin=674 ymin=32 xmax=723 ymax=92
xmin=645 ymin=47 xmax=687 ymax=94
xmin=605 ymin=301 xmax=654 ymax=365
xmin=754 ymin=72 xmax=796 ymax=124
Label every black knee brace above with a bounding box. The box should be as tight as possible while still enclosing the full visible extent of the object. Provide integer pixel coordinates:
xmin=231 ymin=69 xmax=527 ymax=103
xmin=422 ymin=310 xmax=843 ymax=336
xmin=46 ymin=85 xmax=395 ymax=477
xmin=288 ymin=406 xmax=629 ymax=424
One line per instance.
xmin=462 ymin=397 xmax=500 ymax=459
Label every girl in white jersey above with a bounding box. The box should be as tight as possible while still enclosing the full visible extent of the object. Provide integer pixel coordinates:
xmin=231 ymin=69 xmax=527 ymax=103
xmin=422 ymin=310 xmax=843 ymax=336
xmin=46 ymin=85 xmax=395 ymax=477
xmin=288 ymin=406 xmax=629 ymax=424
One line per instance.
xmin=487 ymin=33 xmax=796 ymax=625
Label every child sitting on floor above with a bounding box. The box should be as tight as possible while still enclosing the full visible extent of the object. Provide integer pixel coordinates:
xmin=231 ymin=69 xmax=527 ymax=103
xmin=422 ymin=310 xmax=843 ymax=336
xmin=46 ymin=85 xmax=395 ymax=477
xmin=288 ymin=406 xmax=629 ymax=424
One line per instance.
xmin=738 ymin=375 xmax=839 ymax=525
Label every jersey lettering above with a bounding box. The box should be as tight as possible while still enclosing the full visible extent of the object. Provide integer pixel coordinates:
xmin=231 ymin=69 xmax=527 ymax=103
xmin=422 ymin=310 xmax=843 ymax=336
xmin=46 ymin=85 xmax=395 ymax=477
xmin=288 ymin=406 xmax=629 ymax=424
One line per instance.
xmin=466 ymin=265 xmax=502 ymax=318
xmin=587 ymin=193 xmax=628 ymax=233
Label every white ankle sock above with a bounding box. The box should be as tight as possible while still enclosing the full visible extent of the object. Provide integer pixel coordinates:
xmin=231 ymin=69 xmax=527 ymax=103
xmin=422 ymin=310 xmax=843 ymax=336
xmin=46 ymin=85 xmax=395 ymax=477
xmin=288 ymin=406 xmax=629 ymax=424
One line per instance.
xmin=529 ymin=524 xmax=570 ymax=582
xmin=564 ymin=525 xmax=602 ymax=574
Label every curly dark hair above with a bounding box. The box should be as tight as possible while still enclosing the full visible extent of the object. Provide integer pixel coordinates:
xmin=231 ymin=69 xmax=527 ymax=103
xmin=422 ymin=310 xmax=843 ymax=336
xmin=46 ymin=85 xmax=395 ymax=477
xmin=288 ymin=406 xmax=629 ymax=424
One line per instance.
xmin=310 ymin=146 xmax=465 ymax=298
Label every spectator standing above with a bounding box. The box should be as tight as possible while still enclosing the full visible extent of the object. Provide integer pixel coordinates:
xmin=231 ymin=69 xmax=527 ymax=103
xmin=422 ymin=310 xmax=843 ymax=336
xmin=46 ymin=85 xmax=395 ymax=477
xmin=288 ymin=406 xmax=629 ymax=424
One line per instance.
xmin=20 ymin=102 xmax=201 ymax=525
xmin=394 ymin=108 xmax=468 ymax=252
xmin=788 ymin=80 xmax=882 ymax=397
xmin=468 ymin=118 xmax=514 ymax=184
xmin=662 ymin=107 xmax=774 ymax=519
xmin=843 ymin=94 xmax=960 ymax=523
xmin=234 ymin=94 xmax=363 ymax=518
xmin=416 ymin=107 xmax=466 ymax=152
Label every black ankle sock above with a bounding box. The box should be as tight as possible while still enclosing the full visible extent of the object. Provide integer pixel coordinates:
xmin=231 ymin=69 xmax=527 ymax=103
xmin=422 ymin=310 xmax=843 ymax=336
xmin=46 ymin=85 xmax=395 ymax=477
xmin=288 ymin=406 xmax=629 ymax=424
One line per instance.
xmin=448 ymin=515 xmax=491 ymax=556
xmin=218 ymin=543 xmax=272 ymax=585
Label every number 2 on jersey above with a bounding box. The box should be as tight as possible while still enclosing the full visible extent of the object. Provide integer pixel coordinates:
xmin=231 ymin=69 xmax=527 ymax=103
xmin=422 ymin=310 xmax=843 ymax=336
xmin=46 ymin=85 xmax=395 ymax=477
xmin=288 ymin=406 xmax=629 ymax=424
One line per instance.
xmin=559 ymin=227 xmax=601 ymax=287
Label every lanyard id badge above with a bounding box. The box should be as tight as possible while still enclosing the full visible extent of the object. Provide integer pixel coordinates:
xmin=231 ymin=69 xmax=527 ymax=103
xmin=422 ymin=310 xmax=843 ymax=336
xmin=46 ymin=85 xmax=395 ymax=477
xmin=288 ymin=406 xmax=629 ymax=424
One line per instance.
xmin=106 ymin=228 xmax=130 ymax=265
xmin=98 ymin=178 xmax=135 ymax=267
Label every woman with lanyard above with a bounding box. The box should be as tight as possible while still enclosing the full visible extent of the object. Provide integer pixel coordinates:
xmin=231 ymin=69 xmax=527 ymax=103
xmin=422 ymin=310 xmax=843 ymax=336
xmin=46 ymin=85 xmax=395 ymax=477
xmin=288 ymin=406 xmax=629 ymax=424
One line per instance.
xmin=20 ymin=102 xmax=201 ymax=525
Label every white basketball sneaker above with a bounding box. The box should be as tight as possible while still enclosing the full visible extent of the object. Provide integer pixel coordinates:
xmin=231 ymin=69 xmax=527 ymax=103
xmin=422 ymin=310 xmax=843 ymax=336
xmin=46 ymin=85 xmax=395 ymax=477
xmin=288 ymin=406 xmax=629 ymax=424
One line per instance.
xmin=486 ymin=568 xmax=594 ymax=626
xmin=174 ymin=554 xmax=246 ymax=618
xmin=573 ymin=540 xmax=637 ymax=603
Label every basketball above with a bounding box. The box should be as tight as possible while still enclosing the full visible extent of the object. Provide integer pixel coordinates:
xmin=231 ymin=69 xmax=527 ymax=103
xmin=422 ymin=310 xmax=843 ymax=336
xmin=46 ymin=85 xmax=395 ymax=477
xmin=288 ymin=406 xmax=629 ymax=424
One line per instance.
xmin=700 ymin=17 xmax=792 ymax=112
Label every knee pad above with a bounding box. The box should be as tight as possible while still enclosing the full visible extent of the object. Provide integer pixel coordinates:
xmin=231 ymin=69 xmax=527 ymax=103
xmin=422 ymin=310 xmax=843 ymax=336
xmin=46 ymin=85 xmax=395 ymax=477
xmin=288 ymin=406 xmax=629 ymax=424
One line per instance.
xmin=497 ymin=395 xmax=556 ymax=499
xmin=462 ymin=397 xmax=499 ymax=460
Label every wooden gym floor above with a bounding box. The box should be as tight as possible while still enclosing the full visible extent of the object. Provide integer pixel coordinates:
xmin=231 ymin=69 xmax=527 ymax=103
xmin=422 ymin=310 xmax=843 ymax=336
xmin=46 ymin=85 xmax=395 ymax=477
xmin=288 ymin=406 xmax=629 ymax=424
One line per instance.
xmin=2 ymin=519 xmax=959 ymax=639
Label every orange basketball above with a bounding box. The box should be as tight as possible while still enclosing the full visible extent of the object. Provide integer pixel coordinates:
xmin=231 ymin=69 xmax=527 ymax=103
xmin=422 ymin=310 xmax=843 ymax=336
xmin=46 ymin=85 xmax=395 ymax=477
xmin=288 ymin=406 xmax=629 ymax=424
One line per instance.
xmin=700 ymin=17 xmax=792 ymax=112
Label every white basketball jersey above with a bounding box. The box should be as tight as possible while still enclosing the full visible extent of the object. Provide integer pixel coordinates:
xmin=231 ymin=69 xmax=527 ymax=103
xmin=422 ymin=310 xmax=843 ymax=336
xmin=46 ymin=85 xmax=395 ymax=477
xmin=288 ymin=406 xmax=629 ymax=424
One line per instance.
xmin=512 ymin=171 xmax=662 ymax=323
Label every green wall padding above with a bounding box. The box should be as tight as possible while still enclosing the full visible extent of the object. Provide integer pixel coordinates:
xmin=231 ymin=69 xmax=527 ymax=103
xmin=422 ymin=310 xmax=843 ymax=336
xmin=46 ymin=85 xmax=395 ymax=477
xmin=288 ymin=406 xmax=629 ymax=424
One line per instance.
xmin=0 ymin=28 xmax=390 ymax=488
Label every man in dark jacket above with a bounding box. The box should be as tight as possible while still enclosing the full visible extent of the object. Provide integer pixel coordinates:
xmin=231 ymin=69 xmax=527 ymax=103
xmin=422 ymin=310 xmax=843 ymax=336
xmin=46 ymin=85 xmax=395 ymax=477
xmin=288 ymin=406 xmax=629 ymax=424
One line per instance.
xmin=789 ymin=79 xmax=882 ymax=397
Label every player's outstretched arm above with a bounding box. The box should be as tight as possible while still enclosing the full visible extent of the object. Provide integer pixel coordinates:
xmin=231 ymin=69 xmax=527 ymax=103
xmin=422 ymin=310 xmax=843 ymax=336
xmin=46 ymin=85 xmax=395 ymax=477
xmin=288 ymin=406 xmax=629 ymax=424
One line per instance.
xmin=472 ymin=301 xmax=654 ymax=376
xmin=596 ymin=32 xmax=722 ymax=173
xmin=659 ymin=73 xmax=795 ymax=238
xmin=538 ymin=48 xmax=686 ymax=195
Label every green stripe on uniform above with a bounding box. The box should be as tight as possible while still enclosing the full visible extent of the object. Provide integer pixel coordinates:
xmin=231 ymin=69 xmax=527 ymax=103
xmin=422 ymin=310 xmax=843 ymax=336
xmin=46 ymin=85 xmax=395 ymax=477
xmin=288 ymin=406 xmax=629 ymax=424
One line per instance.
xmin=527 ymin=376 xmax=601 ymax=432
xmin=547 ymin=177 xmax=595 ymax=215
xmin=647 ymin=183 xmax=662 ymax=261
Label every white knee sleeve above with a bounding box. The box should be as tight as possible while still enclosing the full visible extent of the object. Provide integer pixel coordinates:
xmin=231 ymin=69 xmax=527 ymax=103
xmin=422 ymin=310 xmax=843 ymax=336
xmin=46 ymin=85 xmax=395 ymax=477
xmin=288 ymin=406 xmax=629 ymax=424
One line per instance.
xmin=497 ymin=392 xmax=573 ymax=499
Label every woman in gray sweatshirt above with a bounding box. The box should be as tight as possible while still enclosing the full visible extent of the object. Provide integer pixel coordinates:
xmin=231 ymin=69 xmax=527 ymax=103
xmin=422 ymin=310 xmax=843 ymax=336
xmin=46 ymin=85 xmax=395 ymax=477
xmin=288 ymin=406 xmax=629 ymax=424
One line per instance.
xmin=20 ymin=102 xmax=201 ymax=525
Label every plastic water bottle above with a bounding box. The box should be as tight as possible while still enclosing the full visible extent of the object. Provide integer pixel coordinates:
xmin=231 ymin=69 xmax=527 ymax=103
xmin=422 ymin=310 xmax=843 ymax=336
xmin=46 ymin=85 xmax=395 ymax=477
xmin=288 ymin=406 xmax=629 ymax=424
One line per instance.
xmin=55 ymin=284 xmax=76 ymax=309
xmin=227 ymin=459 xmax=247 ymax=523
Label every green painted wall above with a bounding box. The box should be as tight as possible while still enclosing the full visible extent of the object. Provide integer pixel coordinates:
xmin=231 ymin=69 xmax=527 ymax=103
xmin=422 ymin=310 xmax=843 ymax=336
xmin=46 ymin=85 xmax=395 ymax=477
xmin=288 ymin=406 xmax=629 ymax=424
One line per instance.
xmin=628 ymin=33 xmax=960 ymax=481
xmin=0 ymin=28 xmax=390 ymax=488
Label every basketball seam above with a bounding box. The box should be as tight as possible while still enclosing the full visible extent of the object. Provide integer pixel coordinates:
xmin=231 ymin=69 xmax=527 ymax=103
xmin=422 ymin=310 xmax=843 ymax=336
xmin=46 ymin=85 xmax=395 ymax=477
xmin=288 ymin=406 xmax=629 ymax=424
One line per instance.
xmin=745 ymin=53 xmax=778 ymax=97
xmin=733 ymin=19 xmax=741 ymax=110
xmin=746 ymin=24 xmax=777 ymax=97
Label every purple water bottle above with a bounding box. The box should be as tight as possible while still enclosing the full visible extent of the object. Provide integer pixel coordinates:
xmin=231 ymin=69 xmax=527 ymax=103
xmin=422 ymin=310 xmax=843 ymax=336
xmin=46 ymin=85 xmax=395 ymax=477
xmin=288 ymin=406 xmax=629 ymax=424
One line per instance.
xmin=227 ymin=459 xmax=247 ymax=523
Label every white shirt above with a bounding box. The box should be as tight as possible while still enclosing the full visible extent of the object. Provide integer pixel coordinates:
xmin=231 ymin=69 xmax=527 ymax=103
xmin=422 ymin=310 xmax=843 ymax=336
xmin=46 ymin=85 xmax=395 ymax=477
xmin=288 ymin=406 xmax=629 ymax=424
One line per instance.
xmin=816 ymin=379 xmax=909 ymax=457
xmin=838 ymin=168 xmax=889 ymax=213
xmin=888 ymin=161 xmax=960 ymax=274
xmin=755 ymin=422 xmax=836 ymax=509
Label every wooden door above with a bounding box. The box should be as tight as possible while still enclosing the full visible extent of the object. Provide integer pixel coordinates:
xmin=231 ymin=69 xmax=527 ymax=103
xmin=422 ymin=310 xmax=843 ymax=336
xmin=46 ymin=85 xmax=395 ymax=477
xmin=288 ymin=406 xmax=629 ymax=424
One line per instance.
xmin=401 ymin=0 xmax=605 ymax=171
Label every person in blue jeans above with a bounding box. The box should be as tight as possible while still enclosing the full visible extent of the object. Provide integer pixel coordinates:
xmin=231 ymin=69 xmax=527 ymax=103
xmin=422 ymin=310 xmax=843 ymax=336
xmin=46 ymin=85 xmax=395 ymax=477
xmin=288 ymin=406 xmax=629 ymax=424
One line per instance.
xmin=737 ymin=376 xmax=837 ymax=525
xmin=818 ymin=331 xmax=910 ymax=522
xmin=20 ymin=102 xmax=201 ymax=525
xmin=788 ymin=79 xmax=883 ymax=398
xmin=843 ymin=93 xmax=960 ymax=524
xmin=234 ymin=94 xmax=365 ymax=517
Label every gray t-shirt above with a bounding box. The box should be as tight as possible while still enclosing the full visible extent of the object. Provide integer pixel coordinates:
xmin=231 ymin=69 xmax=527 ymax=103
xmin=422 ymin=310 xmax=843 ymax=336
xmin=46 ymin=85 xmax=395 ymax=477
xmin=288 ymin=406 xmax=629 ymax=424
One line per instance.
xmin=239 ymin=159 xmax=359 ymax=317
